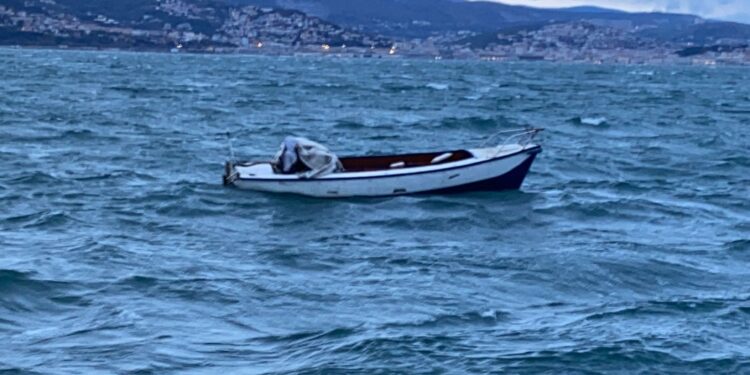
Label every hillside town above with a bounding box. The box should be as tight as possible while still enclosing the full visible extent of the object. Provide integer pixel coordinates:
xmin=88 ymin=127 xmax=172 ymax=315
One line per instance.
xmin=1 ymin=1 xmax=748 ymax=65
xmin=0 ymin=2 xmax=392 ymax=54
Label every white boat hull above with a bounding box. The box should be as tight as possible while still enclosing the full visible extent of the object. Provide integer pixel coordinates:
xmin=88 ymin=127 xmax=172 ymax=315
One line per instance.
xmin=226 ymin=144 xmax=541 ymax=198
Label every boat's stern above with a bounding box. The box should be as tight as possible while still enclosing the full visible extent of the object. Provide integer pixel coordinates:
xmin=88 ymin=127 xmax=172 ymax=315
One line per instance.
xmin=224 ymin=161 xmax=280 ymax=187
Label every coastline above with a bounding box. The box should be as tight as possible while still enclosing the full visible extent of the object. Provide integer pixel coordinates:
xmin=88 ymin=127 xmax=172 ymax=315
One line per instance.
xmin=3 ymin=44 xmax=747 ymax=67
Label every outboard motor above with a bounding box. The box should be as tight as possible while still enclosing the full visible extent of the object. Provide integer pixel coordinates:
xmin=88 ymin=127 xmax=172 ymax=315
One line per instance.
xmin=223 ymin=161 xmax=237 ymax=185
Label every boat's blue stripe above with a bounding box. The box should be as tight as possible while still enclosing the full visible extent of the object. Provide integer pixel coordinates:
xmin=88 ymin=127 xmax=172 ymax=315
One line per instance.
xmin=234 ymin=146 xmax=542 ymax=182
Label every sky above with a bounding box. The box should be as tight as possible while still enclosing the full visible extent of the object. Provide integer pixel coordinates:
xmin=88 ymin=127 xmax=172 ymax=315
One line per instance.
xmin=494 ymin=0 xmax=750 ymax=23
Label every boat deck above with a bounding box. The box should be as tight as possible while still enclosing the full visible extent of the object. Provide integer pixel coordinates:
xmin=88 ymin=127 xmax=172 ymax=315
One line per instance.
xmin=339 ymin=149 xmax=473 ymax=172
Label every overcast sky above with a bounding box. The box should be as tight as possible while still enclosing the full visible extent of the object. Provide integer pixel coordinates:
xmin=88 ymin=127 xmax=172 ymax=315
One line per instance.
xmin=494 ymin=0 xmax=750 ymax=23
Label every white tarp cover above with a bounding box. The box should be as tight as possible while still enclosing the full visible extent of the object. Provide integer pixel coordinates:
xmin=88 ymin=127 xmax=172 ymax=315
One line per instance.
xmin=274 ymin=136 xmax=343 ymax=178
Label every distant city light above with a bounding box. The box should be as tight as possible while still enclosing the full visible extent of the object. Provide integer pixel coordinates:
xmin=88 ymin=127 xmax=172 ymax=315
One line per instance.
xmin=256 ymin=41 xmax=263 ymax=48
xmin=321 ymin=44 xmax=330 ymax=51
xmin=389 ymin=46 xmax=397 ymax=55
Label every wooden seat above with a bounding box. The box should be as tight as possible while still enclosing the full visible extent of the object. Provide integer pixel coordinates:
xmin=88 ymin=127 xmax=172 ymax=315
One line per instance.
xmin=431 ymin=152 xmax=453 ymax=164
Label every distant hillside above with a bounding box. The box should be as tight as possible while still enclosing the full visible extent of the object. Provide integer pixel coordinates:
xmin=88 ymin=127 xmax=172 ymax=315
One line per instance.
xmin=228 ymin=0 xmax=575 ymax=37
xmin=637 ymin=20 xmax=750 ymax=44
xmin=557 ymin=6 xmax=626 ymax=14
xmin=0 ymin=0 xmax=391 ymax=50
xmin=1 ymin=0 xmax=748 ymax=63
xmin=228 ymin=0 xmax=750 ymax=43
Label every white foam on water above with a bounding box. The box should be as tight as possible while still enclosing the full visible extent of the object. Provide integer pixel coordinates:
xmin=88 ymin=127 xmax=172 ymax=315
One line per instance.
xmin=426 ymin=83 xmax=449 ymax=90
xmin=581 ymin=117 xmax=607 ymax=126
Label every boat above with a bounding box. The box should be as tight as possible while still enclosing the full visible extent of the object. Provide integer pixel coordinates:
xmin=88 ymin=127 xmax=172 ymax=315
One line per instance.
xmin=223 ymin=128 xmax=543 ymax=198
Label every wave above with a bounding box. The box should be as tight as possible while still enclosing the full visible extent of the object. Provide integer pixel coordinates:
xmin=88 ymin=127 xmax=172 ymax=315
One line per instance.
xmin=72 ymin=170 xmax=157 ymax=182
xmin=721 ymin=155 xmax=750 ymax=168
xmin=629 ymin=70 xmax=655 ymax=76
xmin=382 ymin=310 xmax=509 ymax=330
xmin=5 ymin=129 xmax=120 ymax=143
xmin=413 ymin=115 xmax=514 ymax=131
xmin=0 ymin=269 xmax=80 ymax=314
xmin=1 ymin=210 xmax=78 ymax=229
xmin=108 ymin=275 xmax=241 ymax=304
xmin=582 ymin=298 xmax=735 ymax=321
xmin=380 ymin=82 xmax=422 ymax=92
xmin=255 ymin=326 xmax=359 ymax=345
xmin=360 ymin=216 xmax=478 ymax=231
xmin=155 ymin=202 xmax=229 ymax=218
xmin=333 ymin=120 xmax=367 ymax=129
xmin=490 ymin=344 xmax=742 ymax=373
xmin=720 ymin=108 xmax=750 ymax=115
xmin=532 ymin=200 xmax=648 ymax=220
xmin=725 ymin=239 xmax=750 ymax=252
xmin=570 ymin=116 xmax=607 ymax=126
xmin=0 ymin=269 xmax=37 ymax=290
xmin=426 ymin=83 xmax=449 ymax=90
xmin=107 ymin=85 xmax=196 ymax=96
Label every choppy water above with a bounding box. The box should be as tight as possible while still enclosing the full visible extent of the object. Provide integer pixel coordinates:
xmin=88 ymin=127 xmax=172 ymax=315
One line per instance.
xmin=1 ymin=48 xmax=750 ymax=374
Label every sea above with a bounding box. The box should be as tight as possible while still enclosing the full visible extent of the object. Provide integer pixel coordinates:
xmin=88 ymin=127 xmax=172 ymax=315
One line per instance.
xmin=1 ymin=48 xmax=749 ymax=374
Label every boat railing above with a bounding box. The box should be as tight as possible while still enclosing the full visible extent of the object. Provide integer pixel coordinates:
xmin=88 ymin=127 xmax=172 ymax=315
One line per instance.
xmin=481 ymin=127 xmax=544 ymax=149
